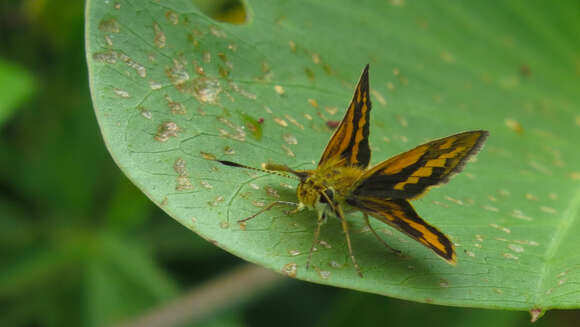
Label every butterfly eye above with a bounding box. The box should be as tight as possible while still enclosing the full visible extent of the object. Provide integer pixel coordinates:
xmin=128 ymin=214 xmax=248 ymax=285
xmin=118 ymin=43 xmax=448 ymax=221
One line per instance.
xmin=320 ymin=188 xmax=335 ymax=204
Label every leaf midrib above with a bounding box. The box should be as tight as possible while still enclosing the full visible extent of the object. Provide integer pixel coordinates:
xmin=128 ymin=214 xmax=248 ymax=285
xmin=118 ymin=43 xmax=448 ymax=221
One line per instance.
xmin=532 ymin=187 xmax=580 ymax=307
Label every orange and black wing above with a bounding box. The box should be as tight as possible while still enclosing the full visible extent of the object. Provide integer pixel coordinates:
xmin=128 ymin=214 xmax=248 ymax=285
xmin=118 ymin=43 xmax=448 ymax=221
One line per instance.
xmin=353 ymin=131 xmax=488 ymax=199
xmin=349 ymin=197 xmax=455 ymax=263
xmin=318 ymin=64 xmax=372 ymax=168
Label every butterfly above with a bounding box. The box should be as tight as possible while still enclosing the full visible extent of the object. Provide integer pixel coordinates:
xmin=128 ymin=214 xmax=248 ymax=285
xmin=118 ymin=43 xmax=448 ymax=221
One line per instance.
xmin=216 ymin=64 xmax=488 ymax=277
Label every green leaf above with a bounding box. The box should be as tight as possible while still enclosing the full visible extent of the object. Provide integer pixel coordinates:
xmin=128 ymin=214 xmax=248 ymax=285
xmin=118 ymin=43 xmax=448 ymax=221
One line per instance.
xmin=0 ymin=58 xmax=35 ymax=127
xmin=86 ymin=0 xmax=580 ymax=312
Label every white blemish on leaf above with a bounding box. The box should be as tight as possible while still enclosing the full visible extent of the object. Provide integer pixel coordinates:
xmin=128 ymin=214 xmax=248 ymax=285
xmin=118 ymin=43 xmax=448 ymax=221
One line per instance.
xmin=104 ymin=35 xmax=113 ymax=46
xmin=490 ymin=223 xmax=511 ymax=234
xmin=220 ymin=221 xmax=229 ymax=229
xmin=113 ymin=88 xmax=130 ymax=98
xmin=274 ymin=117 xmax=288 ymax=127
xmin=445 ymin=196 xmax=463 ymax=205
xmin=166 ymin=58 xmax=190 ymax=86
xmin=304 ymin=113 xmax=312 ymax=120
xmin=192 ymin=77 xmax=222 ymax=103
xmin=153 ymin=23 xmax=166 ymax=48
xmin=209 ymin=25 xmax=226 ymax=38
xmin=165 ymin=10 xmax=179 ymax=24
xmin=319 ymin=270 xmax=331 ymax=279
xmin=164 ymin=95 xmax=186 ymax=115
xmin=283 ymin=134 xmax=298 ymax=145
xmin=200 ymin=152 xmax=216 ymax=160
xmin=508 ymin=244 xmax=524 ymax=253
xmin=209 ymin=196 xmax=225 ymax=207
xmin=397 ymin=115 xmax=408 ymax=127
xmin=281 ymin=263 xmax=297 ymax=278
xmin=284 ymin=114 xmax=304 ymax=129
xmin=288 ymin=249 xmax=301 ymax=256
xmin=264 ymin=185 xmax=280 ymax=198
xmin=154 ymin=122 xmax=179 ymax=142
xmin=503 ymin=253 xmax=519 ymax=260
xmin=511 ymin=209 xmax=532 ymax=221
xmin=464 ymin=250 xmax=475 ymax=257
xmin=92 ymin=50 xmax=117 ymax=64
xmin=200 ymin=181 xmax=213 ymax=189
xmin=280 ymin=182 xmax=293 ymax=189
xmin=229 ymin=82 xmax=256 ymax=100
xmin=149 ymin=80 xmax=162 ymax=90
xmin=371 ymin=89 xmax=387 ymax=105
xmin=274 ymin=85 xmax=285 ymax=95
xmin=288 ymin=40 xmax=296 ymax=52
xmin=249 ymin=183 xmax=259 ymax=190
xmin=281 ymin=145 xmax=295 ymax=157
xmin=252 ymin=200 xmax=266 ymax=207
xmin=325 ymin=106 xmax=338 ymax=115
xmin=139 ymin=106 xmax=152 ymax=119
xmin=202 ymin=51 xmax=211 ymax=63
xmin=318 ymin=240 xmax=331 ymax=249
xmin=174 ymin=158 xmax=193 ymax=191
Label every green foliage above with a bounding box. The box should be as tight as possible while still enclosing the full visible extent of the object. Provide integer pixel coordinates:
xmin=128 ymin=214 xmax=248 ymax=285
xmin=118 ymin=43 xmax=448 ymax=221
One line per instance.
xmin=86 ymin=0 xmax=580 ymax=312
xmin=0 ymin=59 xmax=35 ymax=127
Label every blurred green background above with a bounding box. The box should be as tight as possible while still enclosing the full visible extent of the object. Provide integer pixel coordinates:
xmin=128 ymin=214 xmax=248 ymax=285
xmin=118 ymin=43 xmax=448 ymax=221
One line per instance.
xmin=1 ymin=0 xmax=579 ymax=326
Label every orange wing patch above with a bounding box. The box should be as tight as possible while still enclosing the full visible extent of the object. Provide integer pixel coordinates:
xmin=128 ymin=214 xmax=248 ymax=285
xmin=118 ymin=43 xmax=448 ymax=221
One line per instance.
xmin=353 ymin=131 xmax=488 ymax=200
xmin=350 ymin=197 xmax=456 ymax=263
xmin=318 ymin=65 xmax=372 ymax=168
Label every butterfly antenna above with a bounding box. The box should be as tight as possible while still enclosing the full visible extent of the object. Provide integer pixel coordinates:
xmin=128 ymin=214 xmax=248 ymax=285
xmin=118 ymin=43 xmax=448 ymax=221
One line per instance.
xmin=216 ymin=160 xmax=301 ymax=181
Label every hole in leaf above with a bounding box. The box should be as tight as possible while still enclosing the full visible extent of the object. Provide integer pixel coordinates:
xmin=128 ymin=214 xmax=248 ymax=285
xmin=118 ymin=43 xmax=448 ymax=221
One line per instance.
xmin=192 ymin=0 xmax=247 ymax=24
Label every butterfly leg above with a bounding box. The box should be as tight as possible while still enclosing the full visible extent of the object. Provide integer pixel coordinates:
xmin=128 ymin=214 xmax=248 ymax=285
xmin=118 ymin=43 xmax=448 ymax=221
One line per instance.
xmin=306 ymin=211 xmax=326 ymax=270
xmin=238 ymin=201 xmax=299 ymax=223
xmin=337 ymin=206 xmax=363 ymax=277
xmin=363 ymin=213 xmax=401 ymax=255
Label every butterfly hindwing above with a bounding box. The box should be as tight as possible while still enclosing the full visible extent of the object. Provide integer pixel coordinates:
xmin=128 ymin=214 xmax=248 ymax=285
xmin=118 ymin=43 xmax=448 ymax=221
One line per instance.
xmin=318 ymin=64 xmax=372 ymax=168
xmin=353 ymin=130 xmax=488 ymax=199
xmin=350 ymin=197 xmax=456 ymax=263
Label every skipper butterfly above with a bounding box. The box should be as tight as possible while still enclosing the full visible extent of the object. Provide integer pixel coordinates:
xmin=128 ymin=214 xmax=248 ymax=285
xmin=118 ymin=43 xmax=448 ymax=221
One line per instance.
xmin=216 ymin=65 xmax=488 ymax=277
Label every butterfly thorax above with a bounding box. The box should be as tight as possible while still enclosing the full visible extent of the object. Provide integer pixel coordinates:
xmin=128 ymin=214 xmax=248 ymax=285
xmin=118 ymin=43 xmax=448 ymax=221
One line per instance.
xmin=297 ymin=158 xmax=366 ymax=211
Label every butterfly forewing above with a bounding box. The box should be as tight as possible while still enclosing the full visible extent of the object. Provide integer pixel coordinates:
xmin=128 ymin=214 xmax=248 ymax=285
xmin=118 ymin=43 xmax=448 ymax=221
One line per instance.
xmin=350 ymin=197 xmax=456 ymax=263
xmin=353 ymin=131 xmax=488 ymax=200
xmin=318 ymin=64 xmax=372 ymax=168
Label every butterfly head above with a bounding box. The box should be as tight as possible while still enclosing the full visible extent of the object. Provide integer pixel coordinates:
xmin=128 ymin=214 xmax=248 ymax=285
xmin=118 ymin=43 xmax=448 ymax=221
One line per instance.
xmin=296 ymin=177 xmax=336 ymax=212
